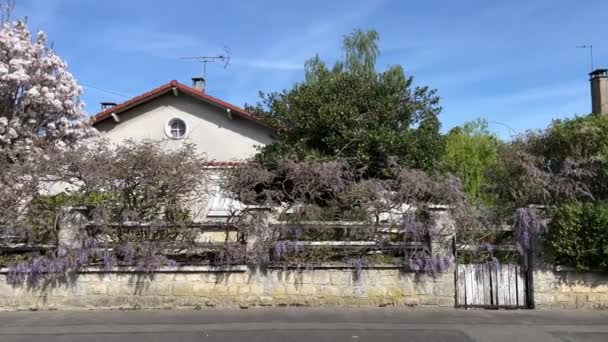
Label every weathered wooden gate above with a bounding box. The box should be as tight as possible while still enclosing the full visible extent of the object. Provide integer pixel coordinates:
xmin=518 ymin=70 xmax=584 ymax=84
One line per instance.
xmin=455 ymin=263 xmax=530 ymax=309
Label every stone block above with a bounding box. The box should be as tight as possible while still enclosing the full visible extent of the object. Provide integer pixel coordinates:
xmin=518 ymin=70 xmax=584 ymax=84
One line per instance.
xmin=338 ymin=297 xmax=360 ymax=306
xmin=419 ymin=296 xmax=440 ymax=305
xmin=534 ymin=293 xmax=555 ymax=304
xmin=299 ymin=284 xmax=317 ymax=296
xmin=296 ymin=271 xmax=314 ymax=285
xmin=305 ymin=297 xmax=321 ymax=306
xmin=366 ymin=287 xmax=387 ymax=298
xmin=322 ymin=297 xmax=340 ymax=306
xmin=271 ymin=285 xmax=287 ymax=297
xmin=571 ymin=285 xmax=592 ymax=293
xmin=153 ymin=274 xmax=175 ymax=282
xmin=108 ymin=296 xmax=134 ymax=309
xmin=556 ymin=293 xmax=573 ymax=302
xmin=403 ymin=297 xmax=420 ymax=306
xmin=152 ymin=283 xmax=173 ymax=296
xmin=313 ymin=271 xmax=331 ymax=285
xmin=587 ymin=293 xmax=608 ymax=302
xmin=137 ymin=296 xmax=164 ymax=308
xmin=247 ymin=283 xmax=265 ymax=296
xmin=352 ymin=286 xmax=368 ymax=298
xmin=173 ymin=274 xmax=195 ymax=282
xmin=198 ymin=273 xmax=215 ymax=283
xmin=330 ymin=271 xmax=352 ymax=286
xmin=575 ymin=294 xmax=589 ymax=307
xmin=58 ymin=296 xmax=91 ymax=309
xmin=414 ymin=281 xmax=434 ymax=295
xmin=86 ymin=282 xmax=108 ymax=295
xmin=364 ymin=270 xmax=381 ymax=286
xmin=285 ymin=284 xmax=302 ymax=295
xmin=288 ymin=296 xmax=307 ymax=306
xmin=591 ymin=285 xmax=608 ymax=293
xmin=377 ymin=298 xmax=395 ymax=307
xmin=176 ymin=296 xmax=205 ymax=307
xmin=191 ymin=283 xmax=213 ymax=297
xmin=107 ymin=283 xmax=135 ymax=296
xmin=316 ymin=285 xmax=340 ymax=297
xmin=339 ymin=286 xmax=354 ymax=297
xmin=550 ymin=303 xmax=574 ymax=309
xmin=274 ymin=296 xmax=290 ymax=306
xmin=386 ymin=287 xmax=405 ymax=298
xmin=205 ymin=298 xmax=220 ymax=307
xmin=259 ymin=296 xmax=273 ymax=306
xmin=0 ymin=282 xmax=17 ymax=297
xmin=213 ymin=284 xmax=232 ymax=295
xmin=43 ymin=286 xmax=67 ymax=298
xmin=172 ymin=283 xmax=193 ymax=296
xmin=379 ymin=273 xmax=398 ymax=286
xmin=437 ymin=297 xmax=454 ymax=307
xmin=433 ymin=283 xmax=454 ymax=297
xmin=224 ymin=273 xmax=247 ymax=284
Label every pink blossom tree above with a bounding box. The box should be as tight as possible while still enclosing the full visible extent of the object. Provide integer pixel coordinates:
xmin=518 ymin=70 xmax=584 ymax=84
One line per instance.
xmin=1 ymin=4 xmax=91 ymax=235
xmin=0 ymin=6 xmax=90 ymax=157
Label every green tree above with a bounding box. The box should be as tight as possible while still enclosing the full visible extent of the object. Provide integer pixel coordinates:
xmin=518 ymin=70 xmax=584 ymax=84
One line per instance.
xmin=444 ymin=119 xmax=501 ymax=203
xmin=250 ymin=29 xmax=444 ymax=177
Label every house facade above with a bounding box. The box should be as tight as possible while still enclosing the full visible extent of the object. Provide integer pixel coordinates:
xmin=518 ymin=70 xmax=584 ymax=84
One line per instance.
xmin=92 ymin=78 xmax=273 ymax=161
xmin=92 ymin=78 xmax=274 ymax=220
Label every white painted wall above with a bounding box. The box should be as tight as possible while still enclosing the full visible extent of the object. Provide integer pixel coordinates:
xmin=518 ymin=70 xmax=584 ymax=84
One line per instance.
xmin=94 ymin=93 xmax=273 ymax=161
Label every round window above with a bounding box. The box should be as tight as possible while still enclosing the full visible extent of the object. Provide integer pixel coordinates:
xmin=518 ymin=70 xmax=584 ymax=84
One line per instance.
xmin=166 ymin=118 xmax=187 ymax=139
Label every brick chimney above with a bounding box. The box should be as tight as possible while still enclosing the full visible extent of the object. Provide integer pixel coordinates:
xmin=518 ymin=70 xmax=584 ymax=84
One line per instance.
xmin=191 ymin=77 xmax=205 ymax=92
xmin=590 ymin=69 xmax=608 ymax=114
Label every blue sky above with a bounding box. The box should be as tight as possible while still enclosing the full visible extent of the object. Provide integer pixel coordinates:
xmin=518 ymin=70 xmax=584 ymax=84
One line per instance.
xmin=13 ymin=0 xmax=608 ymax=138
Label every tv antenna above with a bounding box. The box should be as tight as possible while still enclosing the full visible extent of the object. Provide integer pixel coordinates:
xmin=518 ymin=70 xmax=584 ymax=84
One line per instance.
xmin=181 ymin=47 xmax=231 ymax=79
xmin=576 ymin=44 xmax=594 ymax=71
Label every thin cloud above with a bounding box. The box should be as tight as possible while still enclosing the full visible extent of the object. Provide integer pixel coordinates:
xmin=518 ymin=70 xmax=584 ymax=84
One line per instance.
xmin=232 ymin=58 xmax=303 ymax=71
xmin=94 ymin=27 xmax=207 ymax=58
xmin=476 ymin=80 xmax=587 ymax=107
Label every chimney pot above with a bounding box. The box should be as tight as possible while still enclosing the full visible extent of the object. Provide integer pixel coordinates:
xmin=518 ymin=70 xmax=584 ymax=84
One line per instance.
xmin=192 ymin=77 xmax=205 ymax=92
xmin=590 ymin=69 xmax=608 ymax=115
xmin=100 ymin=102 xmax=117 ymax=110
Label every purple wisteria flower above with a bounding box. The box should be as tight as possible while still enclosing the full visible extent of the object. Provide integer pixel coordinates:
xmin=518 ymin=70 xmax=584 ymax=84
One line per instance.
xmin=407 ymin=255 xmax=454 ymax=274
xmin=514 ymin=207 xmax=545 ymax=252
xmin=348 ymin=257 xmax=368 ymax=280
xmin=102 ymin=251 xmax=116 ymax=271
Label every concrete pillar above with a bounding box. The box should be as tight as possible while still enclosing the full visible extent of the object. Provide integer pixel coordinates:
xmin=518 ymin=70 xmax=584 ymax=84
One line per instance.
xmin=57 ymin=207 xmax=88 ymax=256
xmin=426 ymin=205 xmax=456 ymax=258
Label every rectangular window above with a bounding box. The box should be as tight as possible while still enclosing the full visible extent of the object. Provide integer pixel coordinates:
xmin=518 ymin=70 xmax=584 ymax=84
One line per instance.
xmin=207 ymin=176 xmax=241 ymax=217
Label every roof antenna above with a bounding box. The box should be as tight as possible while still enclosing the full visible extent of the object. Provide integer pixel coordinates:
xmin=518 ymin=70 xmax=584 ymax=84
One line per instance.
xmin=576 ymin=44 xmax=594 ymax=71
xmin=181 ymin=46 xmax=231 ymax=80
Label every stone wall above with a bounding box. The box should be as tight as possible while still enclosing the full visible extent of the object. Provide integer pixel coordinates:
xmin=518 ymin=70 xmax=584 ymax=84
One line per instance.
xmin=534 ymin=269 xmax=608 ymax=309
xmin=0 ymin=267 xmax=455 ymax=311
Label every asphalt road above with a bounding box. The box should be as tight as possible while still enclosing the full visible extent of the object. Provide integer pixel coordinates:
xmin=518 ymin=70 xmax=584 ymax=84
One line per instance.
xmin=1 ymin=308 xmax=607 ymax=342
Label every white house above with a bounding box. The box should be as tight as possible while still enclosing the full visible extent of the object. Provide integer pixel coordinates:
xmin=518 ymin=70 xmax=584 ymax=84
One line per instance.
xmin=92 ymin=78 xmax=274 ymax=221
xmin=92 ymin=78 xmax=273 ymax=160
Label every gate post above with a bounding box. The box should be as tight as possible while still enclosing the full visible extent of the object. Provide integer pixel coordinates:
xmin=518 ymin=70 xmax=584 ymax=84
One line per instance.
xmin=57 ymin=207 xmax=88 ymax=256
xmin=427 ymin=205 xmax=458 ymax=307
xmin=427 ymin=205 xmax=456 ymax=258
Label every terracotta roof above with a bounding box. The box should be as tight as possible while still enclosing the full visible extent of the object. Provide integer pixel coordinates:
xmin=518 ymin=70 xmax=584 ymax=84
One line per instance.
xmin=92 ymin=80 xmax=268 ymax=127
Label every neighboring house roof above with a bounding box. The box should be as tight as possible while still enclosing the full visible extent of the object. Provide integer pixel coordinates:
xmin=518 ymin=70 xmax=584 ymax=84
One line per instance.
xmin=92 ymin=80 xmax=267 ymax=126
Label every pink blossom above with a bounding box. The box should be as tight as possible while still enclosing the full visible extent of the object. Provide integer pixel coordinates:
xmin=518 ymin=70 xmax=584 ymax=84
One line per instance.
xmin=0 ymin=19 xmax=92 ymax=154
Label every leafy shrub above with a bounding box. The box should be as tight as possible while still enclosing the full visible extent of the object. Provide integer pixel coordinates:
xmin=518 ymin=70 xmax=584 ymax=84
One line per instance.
xmin=444 ymin=119 xmax=501 ymax=204
xmin=546 ymin=202 xmax=608 ymax=271
xmin=25 ymin=192 xmax=111 ymax=243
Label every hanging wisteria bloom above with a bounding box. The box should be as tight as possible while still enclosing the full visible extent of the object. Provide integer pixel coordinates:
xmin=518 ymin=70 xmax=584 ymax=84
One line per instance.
xmin=514 ymin=207 xmax=545 ymax=252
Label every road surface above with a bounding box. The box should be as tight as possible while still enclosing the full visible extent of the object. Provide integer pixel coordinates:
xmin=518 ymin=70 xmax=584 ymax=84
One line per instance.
xmin=1 ymin=308 xmax=607 ymax=341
